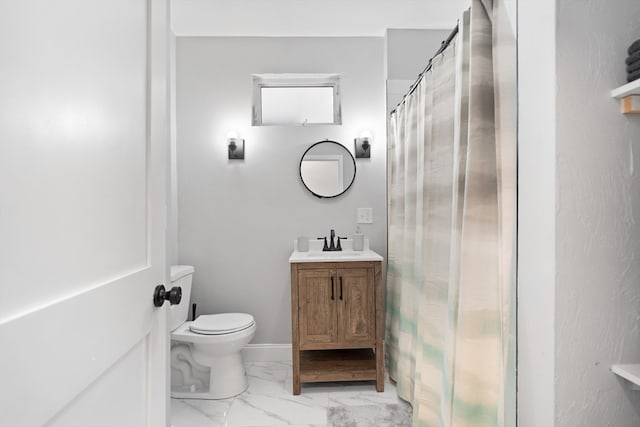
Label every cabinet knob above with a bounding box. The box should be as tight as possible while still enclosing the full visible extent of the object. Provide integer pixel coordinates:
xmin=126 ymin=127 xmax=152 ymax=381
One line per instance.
xmin=339 ymin=276 xmax=343 ymax=300
xmin=331 ymin=276 xmax=335 ymax=300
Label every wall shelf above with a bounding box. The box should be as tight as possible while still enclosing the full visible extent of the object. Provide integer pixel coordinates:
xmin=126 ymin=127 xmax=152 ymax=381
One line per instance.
xmin=611 ymin=80 xmax=640 ymax=113
xmin=611 ymin=364 xmax=640 ymax=390
xmin=611 ymin=79 xmax=640 ymax=98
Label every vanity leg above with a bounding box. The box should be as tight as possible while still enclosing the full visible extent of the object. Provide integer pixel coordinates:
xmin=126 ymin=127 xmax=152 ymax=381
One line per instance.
xmin=293 ymin=376 xmax=301 ymax=395
xmin=292 ymin=349 xmax=301 ymax=395
xmin=291 ymin=263 xmax=301 ymax=395
xmin=374 ymin=262 xmax=384 ymax=392
xmin=376 ymin=346 xmax=384 ymax=392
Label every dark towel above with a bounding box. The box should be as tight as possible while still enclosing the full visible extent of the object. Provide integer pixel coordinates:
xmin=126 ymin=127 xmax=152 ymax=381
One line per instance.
xmin=629 ymin=39 xmax=640 ymax=55
xmin=627 ymin=50 xmax=640 ymax=65
xmin=628 ymin=68 xmax=640 ymax=83
xmin=628 ymin=60 xmax=640 ymax=74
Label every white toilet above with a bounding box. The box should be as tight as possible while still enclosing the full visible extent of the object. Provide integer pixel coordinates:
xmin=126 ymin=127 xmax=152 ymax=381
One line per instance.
xmin=169 ymin=265 xmax=256 ymax=399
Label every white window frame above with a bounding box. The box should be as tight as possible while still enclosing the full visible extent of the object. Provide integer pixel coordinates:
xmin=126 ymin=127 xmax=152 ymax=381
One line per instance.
xmin=252 ymin=73 xmax=342 ymax=126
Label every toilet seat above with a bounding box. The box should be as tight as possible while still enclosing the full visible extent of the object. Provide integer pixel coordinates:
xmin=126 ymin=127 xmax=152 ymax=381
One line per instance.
xmin=189 ymin=313 xmax=255 ymax=335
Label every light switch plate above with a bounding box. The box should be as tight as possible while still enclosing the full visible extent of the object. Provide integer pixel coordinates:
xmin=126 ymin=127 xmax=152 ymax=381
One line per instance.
xmin=357 ymin=208 xmax=373 ymax=224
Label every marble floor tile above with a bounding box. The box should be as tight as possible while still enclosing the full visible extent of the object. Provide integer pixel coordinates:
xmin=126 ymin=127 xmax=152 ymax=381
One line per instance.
xmin=246 ymin=362 xmax=288 ymax=396
xmin=171 ymin=398 xmax=234 ymax=427
xmin=284 ymin=376 xmax=350 ymax=395
xmin=226 ymin=392 xmax=328 ymax=426
xmin=171 ymin=361 xmax=407 ymax=427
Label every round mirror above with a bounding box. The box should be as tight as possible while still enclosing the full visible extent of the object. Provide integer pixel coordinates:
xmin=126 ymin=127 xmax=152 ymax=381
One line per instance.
xmin=299 ymin=140 xmax=356 ymax=199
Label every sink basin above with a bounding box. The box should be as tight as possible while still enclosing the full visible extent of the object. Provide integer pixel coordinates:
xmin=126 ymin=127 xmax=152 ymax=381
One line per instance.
xmin=307 ymin=252 xmax=362 ymax=258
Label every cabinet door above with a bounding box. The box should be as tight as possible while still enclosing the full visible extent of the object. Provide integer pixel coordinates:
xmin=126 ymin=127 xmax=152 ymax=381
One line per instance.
xmin=298 ymin=269 xmax=338 ymax=348
xmin=337 ymin=267 xmax=375 ymax=345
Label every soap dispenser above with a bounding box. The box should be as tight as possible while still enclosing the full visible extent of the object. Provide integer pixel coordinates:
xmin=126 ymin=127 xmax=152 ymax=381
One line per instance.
xmin=353 ymin=226 xmax=364 ymax=251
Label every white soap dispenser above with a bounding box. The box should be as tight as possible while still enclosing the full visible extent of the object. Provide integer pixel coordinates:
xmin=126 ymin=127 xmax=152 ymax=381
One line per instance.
xmin=353 ymin=226 xmax=364 ymax=251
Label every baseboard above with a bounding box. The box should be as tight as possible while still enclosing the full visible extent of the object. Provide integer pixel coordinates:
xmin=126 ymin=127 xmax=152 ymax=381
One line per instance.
xmin=242 ymin=344 xmax=292 ymax=362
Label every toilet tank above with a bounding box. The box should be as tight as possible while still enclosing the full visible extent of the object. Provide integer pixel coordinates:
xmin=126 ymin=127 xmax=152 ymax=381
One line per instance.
xmin=169 ymin=265 xmax=194 ymax=331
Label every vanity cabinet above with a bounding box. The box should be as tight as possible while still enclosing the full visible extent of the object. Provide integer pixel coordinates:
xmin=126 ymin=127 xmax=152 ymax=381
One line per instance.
xmin=290 ymin=261 xmax=383 ymax=394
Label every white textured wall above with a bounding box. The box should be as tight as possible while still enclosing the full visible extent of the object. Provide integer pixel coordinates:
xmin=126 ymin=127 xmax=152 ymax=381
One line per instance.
xmin=555 ymin=0 xmax=640 ymax=425
xmin=175 ymin=37 xmax=386 ymax=344
xmin=517 ymin=0 xmax=557 ymax=425
xmin=171 ymin=0 xmax=467 ymax=37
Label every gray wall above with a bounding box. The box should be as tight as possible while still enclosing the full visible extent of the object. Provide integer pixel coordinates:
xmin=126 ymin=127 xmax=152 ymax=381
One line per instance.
xmin=176 ymin=37 xmax=386 ymax=344
xmin=385 ymin=29 xmax=451 ymax=80
xmin=555 ymin=0 xmax=640 ymax=425
xmin=384 ymin=29 xmax=451 ymax=112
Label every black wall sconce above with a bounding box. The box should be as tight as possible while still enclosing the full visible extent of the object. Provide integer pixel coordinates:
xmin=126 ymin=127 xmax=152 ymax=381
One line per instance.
xmin=354 ymin=137 xmax=371 ymax=158
xmin=228 ymin=137 xmax=245 ymax=160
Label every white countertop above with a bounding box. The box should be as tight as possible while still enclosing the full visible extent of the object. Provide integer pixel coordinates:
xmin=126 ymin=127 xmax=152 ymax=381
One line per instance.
xmin=289 ymin=238 xmax=384 ymax=263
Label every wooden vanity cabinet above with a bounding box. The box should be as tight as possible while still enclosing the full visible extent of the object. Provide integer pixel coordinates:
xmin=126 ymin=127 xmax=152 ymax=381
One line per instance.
xmin=290 ymin=261 xmax=383 ymax=394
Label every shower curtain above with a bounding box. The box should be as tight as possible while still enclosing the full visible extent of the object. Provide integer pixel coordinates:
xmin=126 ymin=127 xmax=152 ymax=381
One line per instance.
xmin=386 ymin=1 xmax=516 ymax=426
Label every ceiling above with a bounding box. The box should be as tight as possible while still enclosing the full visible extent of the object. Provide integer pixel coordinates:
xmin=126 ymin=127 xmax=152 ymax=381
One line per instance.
xmin=171 ymin=0 xmax=469 ymax=37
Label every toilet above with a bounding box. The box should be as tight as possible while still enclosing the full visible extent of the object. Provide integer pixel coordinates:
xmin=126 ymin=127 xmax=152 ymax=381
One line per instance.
xmin=169 ymin=265 xmax=256 ymax=399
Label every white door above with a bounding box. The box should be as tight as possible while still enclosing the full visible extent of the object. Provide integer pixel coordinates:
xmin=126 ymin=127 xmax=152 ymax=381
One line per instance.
xmin=0 ymin=0 xmax=171 ymax=426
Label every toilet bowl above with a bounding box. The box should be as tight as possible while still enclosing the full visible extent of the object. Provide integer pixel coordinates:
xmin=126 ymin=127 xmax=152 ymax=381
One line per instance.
xmin=169 ymin=265 xmax=256 ymax=399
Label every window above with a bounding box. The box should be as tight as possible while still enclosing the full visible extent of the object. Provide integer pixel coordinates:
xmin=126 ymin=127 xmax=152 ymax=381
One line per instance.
xmin=252 ymin=74 xmax=342 ymax=126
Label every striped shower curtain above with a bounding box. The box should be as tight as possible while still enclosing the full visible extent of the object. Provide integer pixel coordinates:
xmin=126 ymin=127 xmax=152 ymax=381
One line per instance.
xmin=386 ymin=1 xmax=516 ymax=426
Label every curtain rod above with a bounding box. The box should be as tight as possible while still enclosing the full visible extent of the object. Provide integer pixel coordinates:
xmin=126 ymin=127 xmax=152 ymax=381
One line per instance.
xmin=389 ymin=23 xmax=459 ymax=116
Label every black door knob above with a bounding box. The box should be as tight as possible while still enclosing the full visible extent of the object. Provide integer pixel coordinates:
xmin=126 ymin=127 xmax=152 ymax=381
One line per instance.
xmin=153 ymin=284 xmax=182 ymax=307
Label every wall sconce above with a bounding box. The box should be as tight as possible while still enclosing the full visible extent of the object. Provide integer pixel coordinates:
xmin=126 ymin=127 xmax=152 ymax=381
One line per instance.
xmin=227 ymin=131 xmax=245 ymax=160
xmin=354 ymin=131 xmax=372 ymax=158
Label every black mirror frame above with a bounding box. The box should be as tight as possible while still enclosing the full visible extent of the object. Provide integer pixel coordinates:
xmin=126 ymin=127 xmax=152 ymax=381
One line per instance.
xmin=299 ymin=140 xmax=356 ymax=199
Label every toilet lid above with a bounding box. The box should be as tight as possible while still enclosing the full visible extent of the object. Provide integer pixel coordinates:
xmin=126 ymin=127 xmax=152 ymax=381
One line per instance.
xmin=190 ymin=313 xmax=255 ymax=335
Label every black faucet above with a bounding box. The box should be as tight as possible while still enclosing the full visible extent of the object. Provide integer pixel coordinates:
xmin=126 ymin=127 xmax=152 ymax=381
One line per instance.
xmin=318 ymin=236 xmax=329 ymax=251
xmin=318 ymin=229 xmax=347 ymax=251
